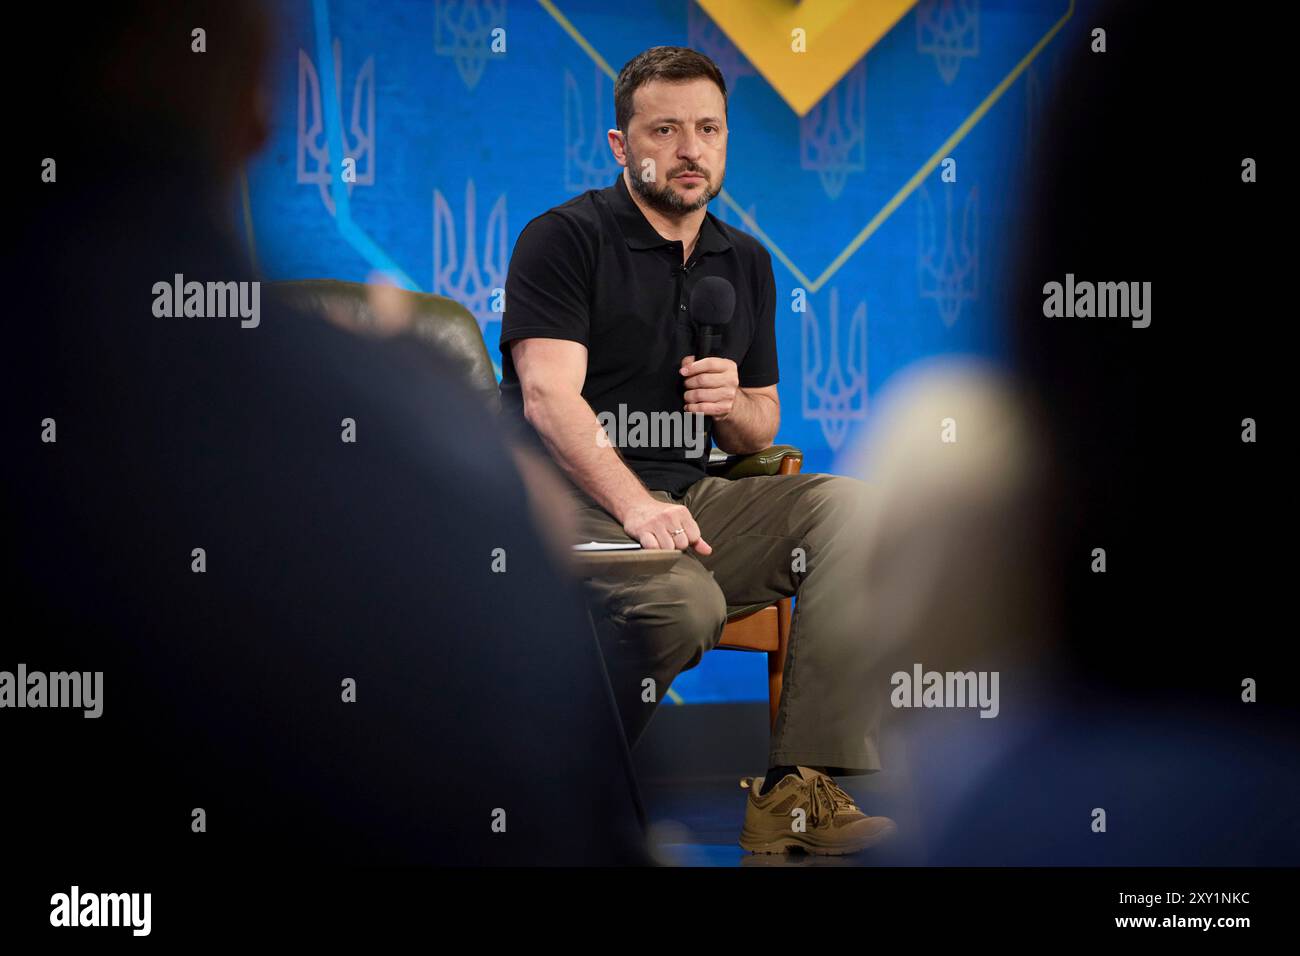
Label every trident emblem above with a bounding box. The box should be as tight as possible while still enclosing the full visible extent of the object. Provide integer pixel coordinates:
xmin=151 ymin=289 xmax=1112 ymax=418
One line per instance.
xmin=297 ymin=38 xmax=375 ymax=216
xmin=802 ymin=288 xmax=868 ymax=451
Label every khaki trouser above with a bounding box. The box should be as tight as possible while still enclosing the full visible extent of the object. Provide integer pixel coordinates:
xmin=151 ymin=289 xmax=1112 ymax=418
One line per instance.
xmin=571 ymin=473 xmax=882 ymax=775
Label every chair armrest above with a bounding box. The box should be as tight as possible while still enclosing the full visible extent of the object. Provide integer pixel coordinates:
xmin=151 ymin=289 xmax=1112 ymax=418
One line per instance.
xmin=706 ymin=444 xmax=804 ymax=480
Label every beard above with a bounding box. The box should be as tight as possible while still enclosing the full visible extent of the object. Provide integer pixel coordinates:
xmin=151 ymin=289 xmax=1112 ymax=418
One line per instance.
xmin=626 ymin=149 xmax=724 ymax=215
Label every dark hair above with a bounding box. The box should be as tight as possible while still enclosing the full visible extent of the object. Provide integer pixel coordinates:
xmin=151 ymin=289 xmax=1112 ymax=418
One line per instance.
xmin=20 ymin=0 xmax=268 ymax=179
xmin=614 ymin=46 xmax=727 ymax=133
xmin=1009 ymin=0 xmax=1275 ymax=703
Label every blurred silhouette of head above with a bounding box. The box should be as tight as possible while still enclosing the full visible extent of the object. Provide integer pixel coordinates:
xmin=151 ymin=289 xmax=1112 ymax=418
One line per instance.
xmin=1008 ymin=1 xmax=1266 ymax=703
xmin=24 ymin=0 xmax=271 ymax=209
xmin=855 ymin=0 xmax=1269 ymax=707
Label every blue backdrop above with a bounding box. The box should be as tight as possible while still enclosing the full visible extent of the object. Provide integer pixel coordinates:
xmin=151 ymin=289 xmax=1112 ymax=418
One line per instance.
xmin=241 ymin=0 xmax=1082 ymax=702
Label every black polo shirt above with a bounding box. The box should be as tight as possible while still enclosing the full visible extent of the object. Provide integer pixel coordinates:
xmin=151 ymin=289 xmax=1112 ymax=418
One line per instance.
xmin=499 ymin=173 xmax=779 ymax=496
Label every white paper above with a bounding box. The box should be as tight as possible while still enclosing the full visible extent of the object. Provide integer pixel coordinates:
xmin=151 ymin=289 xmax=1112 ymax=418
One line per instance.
xmin=572 ymin=541 xmax=643 ymax=551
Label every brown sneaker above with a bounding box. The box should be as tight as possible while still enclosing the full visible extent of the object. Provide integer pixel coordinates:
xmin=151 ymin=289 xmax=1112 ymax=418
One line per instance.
xmin=738 ymin=767 xmax=896 ymax=855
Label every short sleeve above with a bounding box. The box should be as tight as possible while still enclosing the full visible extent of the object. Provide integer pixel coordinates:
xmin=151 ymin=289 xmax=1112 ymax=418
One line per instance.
xmin=501 ymin=213 xmax=592 ymax=350
xmin=738 ymin=247 xmax=779 ymax=388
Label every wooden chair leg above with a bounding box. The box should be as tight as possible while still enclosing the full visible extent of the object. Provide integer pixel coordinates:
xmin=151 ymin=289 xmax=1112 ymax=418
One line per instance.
xmin=767 ymin=596 xmax=792 ymax=732
xmin=767 ymin=454 xmax=801 ymax=731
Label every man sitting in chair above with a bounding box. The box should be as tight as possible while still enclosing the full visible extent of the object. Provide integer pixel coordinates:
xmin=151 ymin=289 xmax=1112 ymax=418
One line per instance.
xmin=500 ymin=46 xmax=893 ymax=855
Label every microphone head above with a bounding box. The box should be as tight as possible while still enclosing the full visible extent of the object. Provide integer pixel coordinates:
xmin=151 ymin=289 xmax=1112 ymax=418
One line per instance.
xmin=689 ymin=276 xmax=736 ymax=329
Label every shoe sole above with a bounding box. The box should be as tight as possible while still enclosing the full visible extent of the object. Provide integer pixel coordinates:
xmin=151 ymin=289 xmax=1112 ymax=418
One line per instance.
xmin=739 ymin=820 xmax=897 ymax=855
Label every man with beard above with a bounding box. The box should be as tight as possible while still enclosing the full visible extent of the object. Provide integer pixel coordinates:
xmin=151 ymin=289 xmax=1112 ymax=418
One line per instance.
xmin=499 ymin=47 xmax=893 ymax=854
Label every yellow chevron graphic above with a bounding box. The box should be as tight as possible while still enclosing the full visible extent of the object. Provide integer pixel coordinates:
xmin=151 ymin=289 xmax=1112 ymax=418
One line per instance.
xmin=697 ymin=0 xmax=918 ymax=117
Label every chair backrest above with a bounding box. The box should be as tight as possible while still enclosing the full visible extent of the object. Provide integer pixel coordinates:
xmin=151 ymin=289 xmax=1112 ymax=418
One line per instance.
xmin=271 ymin=279 xmax=498 ymax=410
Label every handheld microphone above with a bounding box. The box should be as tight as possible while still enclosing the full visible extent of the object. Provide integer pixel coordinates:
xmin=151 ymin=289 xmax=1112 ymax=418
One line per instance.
xmin=689 ymin=276 xmax=735 ymax=359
